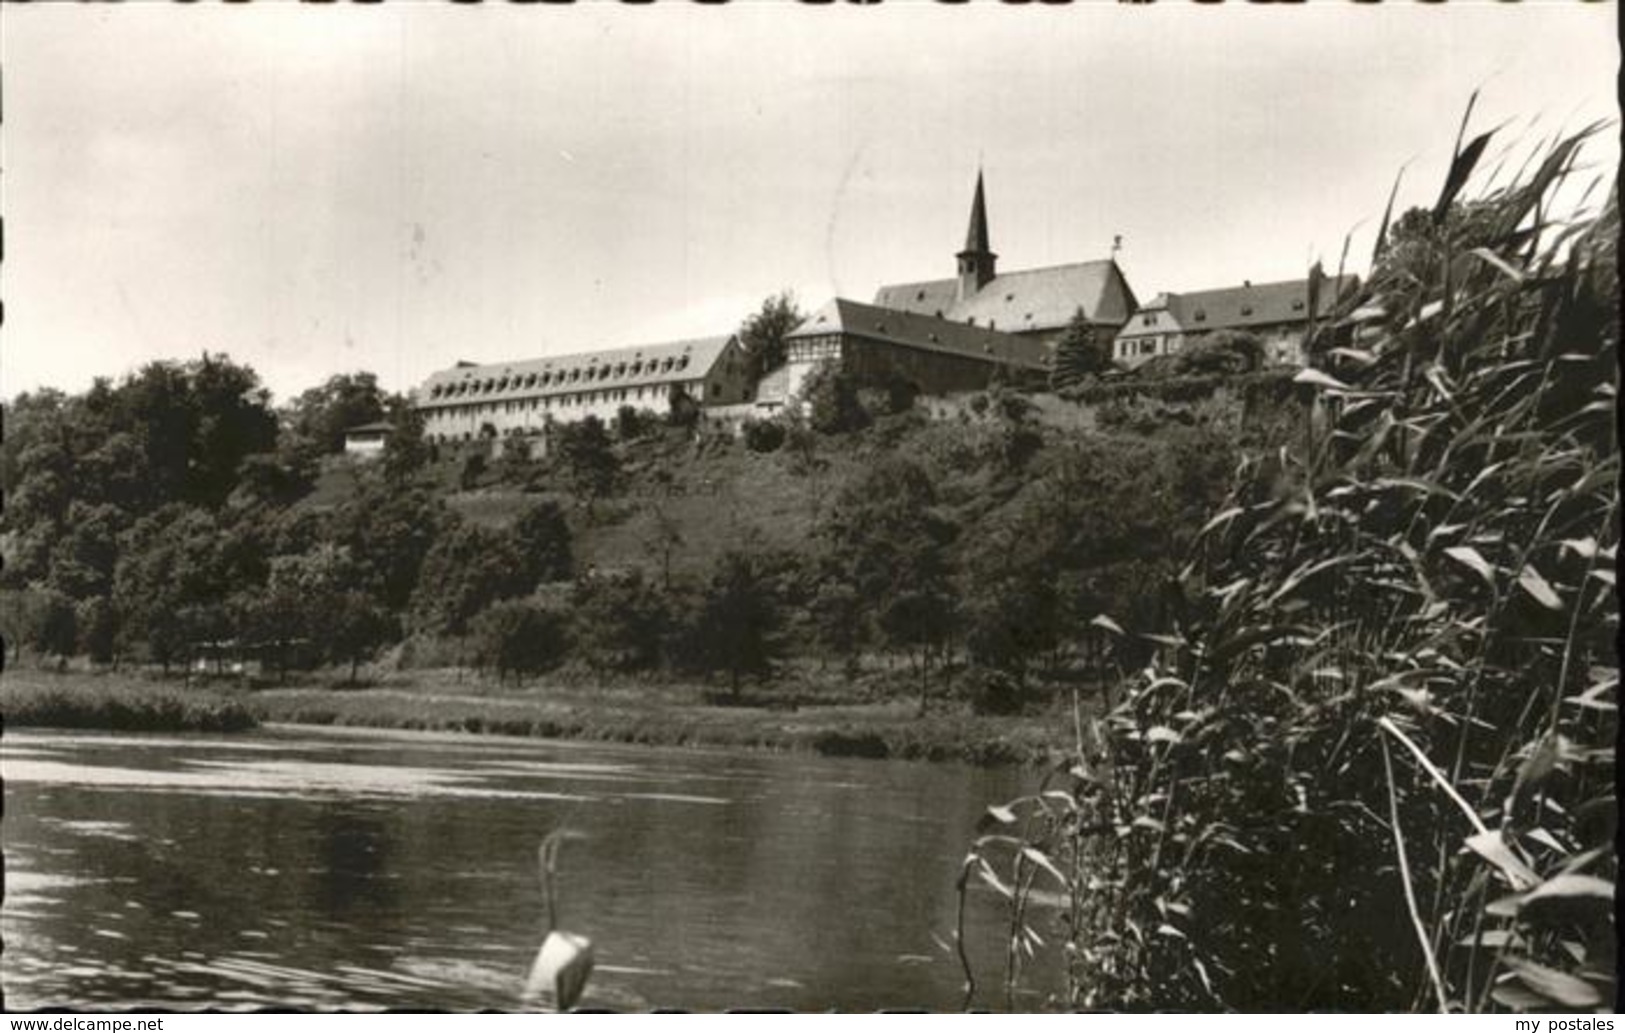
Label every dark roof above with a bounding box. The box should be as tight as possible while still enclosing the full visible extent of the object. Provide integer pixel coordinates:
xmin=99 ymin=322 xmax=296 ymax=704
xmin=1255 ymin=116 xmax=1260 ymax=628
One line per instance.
xmin=1117 ymin=275 xmax=1360 ymax=337
xmin=789 ymin=298 xmax=1050 ymax=370
xmin=872 ymin=259 xmax=1137 ymax=333
xmin=344 ymin=421 xmax=394 ymax=435
xmin=417 ymin=335 xmax=737 ymax=406
xmin=961 ymin=172 xmax=993 ymax=257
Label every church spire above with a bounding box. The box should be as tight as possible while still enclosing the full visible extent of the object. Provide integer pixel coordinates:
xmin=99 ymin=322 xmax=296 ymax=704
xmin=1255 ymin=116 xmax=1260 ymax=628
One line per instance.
xmin=956 ymin=170 xmax=997 ymax=302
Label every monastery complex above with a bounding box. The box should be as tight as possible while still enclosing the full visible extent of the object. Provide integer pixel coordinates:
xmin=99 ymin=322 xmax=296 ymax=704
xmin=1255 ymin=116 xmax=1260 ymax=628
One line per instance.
xmin=403 ymin=174 xmax=1351 ymax=448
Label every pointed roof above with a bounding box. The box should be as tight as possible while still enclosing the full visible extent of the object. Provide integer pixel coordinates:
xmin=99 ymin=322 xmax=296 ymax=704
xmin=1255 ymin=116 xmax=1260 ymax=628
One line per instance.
xmin=960 ymin=171 xmax=992 ymax=256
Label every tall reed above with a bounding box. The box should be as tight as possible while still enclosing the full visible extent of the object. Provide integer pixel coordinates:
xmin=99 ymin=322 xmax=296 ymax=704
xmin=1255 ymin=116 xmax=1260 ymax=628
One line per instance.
xmin=959 ymin=115 xmax=1618 ymax=1012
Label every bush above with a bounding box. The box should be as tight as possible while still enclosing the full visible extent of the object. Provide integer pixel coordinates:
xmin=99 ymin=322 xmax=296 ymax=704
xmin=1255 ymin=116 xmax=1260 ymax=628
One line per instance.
xmin=741 ymin=418 xmax=787 ymax=454
xmin=964 ymin=667 xmax=1023 ymax=716
xmin=471 ymin=600 xmax=570 ymax=682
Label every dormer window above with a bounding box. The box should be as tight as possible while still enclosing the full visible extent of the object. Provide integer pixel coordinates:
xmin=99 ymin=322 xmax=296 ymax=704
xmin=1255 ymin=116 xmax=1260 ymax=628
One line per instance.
xmin=916 ymin=290 xmax=927 ymax=302
xmin=1194 ymin=310 xmax=1207 ymax=322
xmin=1292 ymin=299 xmax=1306 ymax=311
xmin=1241 ymin=305 xmax=1255 ymax=316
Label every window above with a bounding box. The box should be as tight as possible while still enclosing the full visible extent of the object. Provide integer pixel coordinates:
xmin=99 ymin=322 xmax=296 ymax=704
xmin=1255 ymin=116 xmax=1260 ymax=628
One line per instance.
xmin=1145 ymin=313 xmax=1158 ymax=327
xmin=615 ymin=363 xmax=627 ymax=377
xmin=916 ymin=289 xmax=926 ymax=302
xmin=1194 ymin=310 xmax=1207 ymax=322
xmin=1241 ymin=305 xmax=1254 ymax=316
xmin=710 ymin=383 xmax=721 ymax=398
xmin=630 ymin=361 xmax=643 ymax=375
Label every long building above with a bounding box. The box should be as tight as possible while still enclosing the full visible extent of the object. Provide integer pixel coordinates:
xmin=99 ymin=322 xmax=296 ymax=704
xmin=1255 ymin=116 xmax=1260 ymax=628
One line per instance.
xmin=415 ymin=335 xmax=753 ymax=443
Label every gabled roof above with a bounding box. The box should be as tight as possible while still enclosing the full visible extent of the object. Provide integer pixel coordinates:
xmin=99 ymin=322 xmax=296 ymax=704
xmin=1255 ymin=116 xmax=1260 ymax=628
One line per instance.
xmin=873 ymin=259 xmax=1137 ymax=333
xmin=418 ymin=335 xmax=736 ymax=405
xmin=1117 ymin=275 xmax=1360 ymax=337
xmin=789 ymin=298 xmax=1050 ymax=370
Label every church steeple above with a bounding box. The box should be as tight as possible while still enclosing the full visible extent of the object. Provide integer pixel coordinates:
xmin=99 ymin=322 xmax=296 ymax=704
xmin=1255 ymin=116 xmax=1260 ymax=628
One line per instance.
xmin=956 ymin=171 xmax=997 ymax=302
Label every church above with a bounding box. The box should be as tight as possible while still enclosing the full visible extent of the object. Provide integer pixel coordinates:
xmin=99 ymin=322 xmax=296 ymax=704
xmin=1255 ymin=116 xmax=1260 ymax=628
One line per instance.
xmin=871 ymin=173 xmax=1139 ymax=355
xmin=765 ymin=173 xmax=1140 ymax=407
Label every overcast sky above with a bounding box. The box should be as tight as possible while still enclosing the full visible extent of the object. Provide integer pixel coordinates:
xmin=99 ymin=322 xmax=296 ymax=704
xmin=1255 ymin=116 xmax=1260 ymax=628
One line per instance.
xmin=3 ymin=3 xmax=1617 ymax=402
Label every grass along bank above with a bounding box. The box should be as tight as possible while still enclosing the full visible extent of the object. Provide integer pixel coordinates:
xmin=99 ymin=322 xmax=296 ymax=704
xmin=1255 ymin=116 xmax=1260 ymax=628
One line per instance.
xmin=249 ymin=674 xmax=1066 ymax=765
xmin=1 ymin=670 xmax=258 ymax=733
xmin=257 ymin=664 xmax=1074 ymax=764
xmin=1 ymin=666 xmax=1069 ymax=765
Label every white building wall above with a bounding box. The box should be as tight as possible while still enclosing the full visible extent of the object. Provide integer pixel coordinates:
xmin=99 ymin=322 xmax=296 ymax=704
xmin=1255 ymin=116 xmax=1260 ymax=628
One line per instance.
xmin=420 ymin=379 xmax=706 ymax=443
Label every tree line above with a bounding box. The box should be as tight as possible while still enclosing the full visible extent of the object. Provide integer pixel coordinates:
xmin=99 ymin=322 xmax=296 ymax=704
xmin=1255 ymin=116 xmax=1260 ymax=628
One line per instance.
xmin=2 ymin=303 xmax=1245 ymax=709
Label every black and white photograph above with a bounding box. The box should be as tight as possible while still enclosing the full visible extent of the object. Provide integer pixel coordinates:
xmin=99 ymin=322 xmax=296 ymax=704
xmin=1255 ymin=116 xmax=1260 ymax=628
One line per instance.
xmin=1 ymin=1 xmax=1618 ymax=1014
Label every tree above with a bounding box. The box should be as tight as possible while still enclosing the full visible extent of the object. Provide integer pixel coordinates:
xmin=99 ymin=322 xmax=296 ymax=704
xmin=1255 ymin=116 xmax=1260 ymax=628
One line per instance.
xmin=823 ymin=457 xmax=958 ymax=713
xmin=571 ymin=571 xmax=670 ymax=672
xmin=614 ymin=405 xmax=654 ymax=442
xmin=76 ymin=596 xmax=122 ymax=666
xmin=553 ymin=416 xmax=621 ymax=513
xmin=687 ymin=550 xmax=781 ymax=700
xmin=33 ymin=590 xmax=79 ymax=668
xmin=381 ymin=395 xmax=431 ymax=485
xmin=807 ymin=580 xmax=866 ymax=678
xmin=471 ymin=600 xmax=569 ymax=683
xmin=641 ymin=505 xmax=684 ymax=591
xmin=800 ymin=361 xmax=869 ymax=435
xmin=325 ymin=591 xmax=397 ymax=685
xmin=1177 ymin=329 xmax=1263 ymax=375
xmin=334 ymin=483 xmax=449 ymax=611
xmin=960 ymin=524 xmax=1063 ymax=704
xmin=410 ymin=521 xmax=530 ymax=646
xmin=511 ymin=501 xmax=574 ymax=588
xmin=1050 ymin=307 xmax=1113 ymax=390
xmin=738 ymin=290 xmax=805 ymax=382
xmin=284 ymin=372 xmax=387 ymax=457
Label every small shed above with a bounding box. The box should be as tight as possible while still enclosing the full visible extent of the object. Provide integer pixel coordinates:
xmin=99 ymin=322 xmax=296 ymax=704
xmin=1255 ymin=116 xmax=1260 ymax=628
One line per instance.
xmin=342 ymin=421 xmax=393 ymax=459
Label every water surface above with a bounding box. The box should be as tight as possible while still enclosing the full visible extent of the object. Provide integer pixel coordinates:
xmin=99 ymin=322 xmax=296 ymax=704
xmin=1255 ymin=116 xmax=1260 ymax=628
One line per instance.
xmin=3 ymin=724 xmax=1055 ymax=1011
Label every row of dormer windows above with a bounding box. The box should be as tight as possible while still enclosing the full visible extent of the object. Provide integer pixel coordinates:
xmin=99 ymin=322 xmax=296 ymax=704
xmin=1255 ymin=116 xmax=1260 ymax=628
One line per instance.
xmin=426 ymin=354 xmax=692 ymax=400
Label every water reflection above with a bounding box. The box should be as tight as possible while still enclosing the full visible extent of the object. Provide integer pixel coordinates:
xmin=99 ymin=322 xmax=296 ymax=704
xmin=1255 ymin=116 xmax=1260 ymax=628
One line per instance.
xmin=3 ymin=726 xmax=1052 ymax=1011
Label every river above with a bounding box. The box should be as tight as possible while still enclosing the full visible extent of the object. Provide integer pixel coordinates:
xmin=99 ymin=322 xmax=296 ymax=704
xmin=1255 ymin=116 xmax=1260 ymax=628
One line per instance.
xmin=2 ymin=725 xmax=1060 ymax=1011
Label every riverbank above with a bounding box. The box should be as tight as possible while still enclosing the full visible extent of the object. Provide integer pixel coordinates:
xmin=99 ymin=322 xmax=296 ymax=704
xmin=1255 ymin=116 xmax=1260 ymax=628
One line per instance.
xmin=1 ymin=671 xmax=258 ymax=733
xmin=1 ymin=669 xmax=1071 ymax=765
